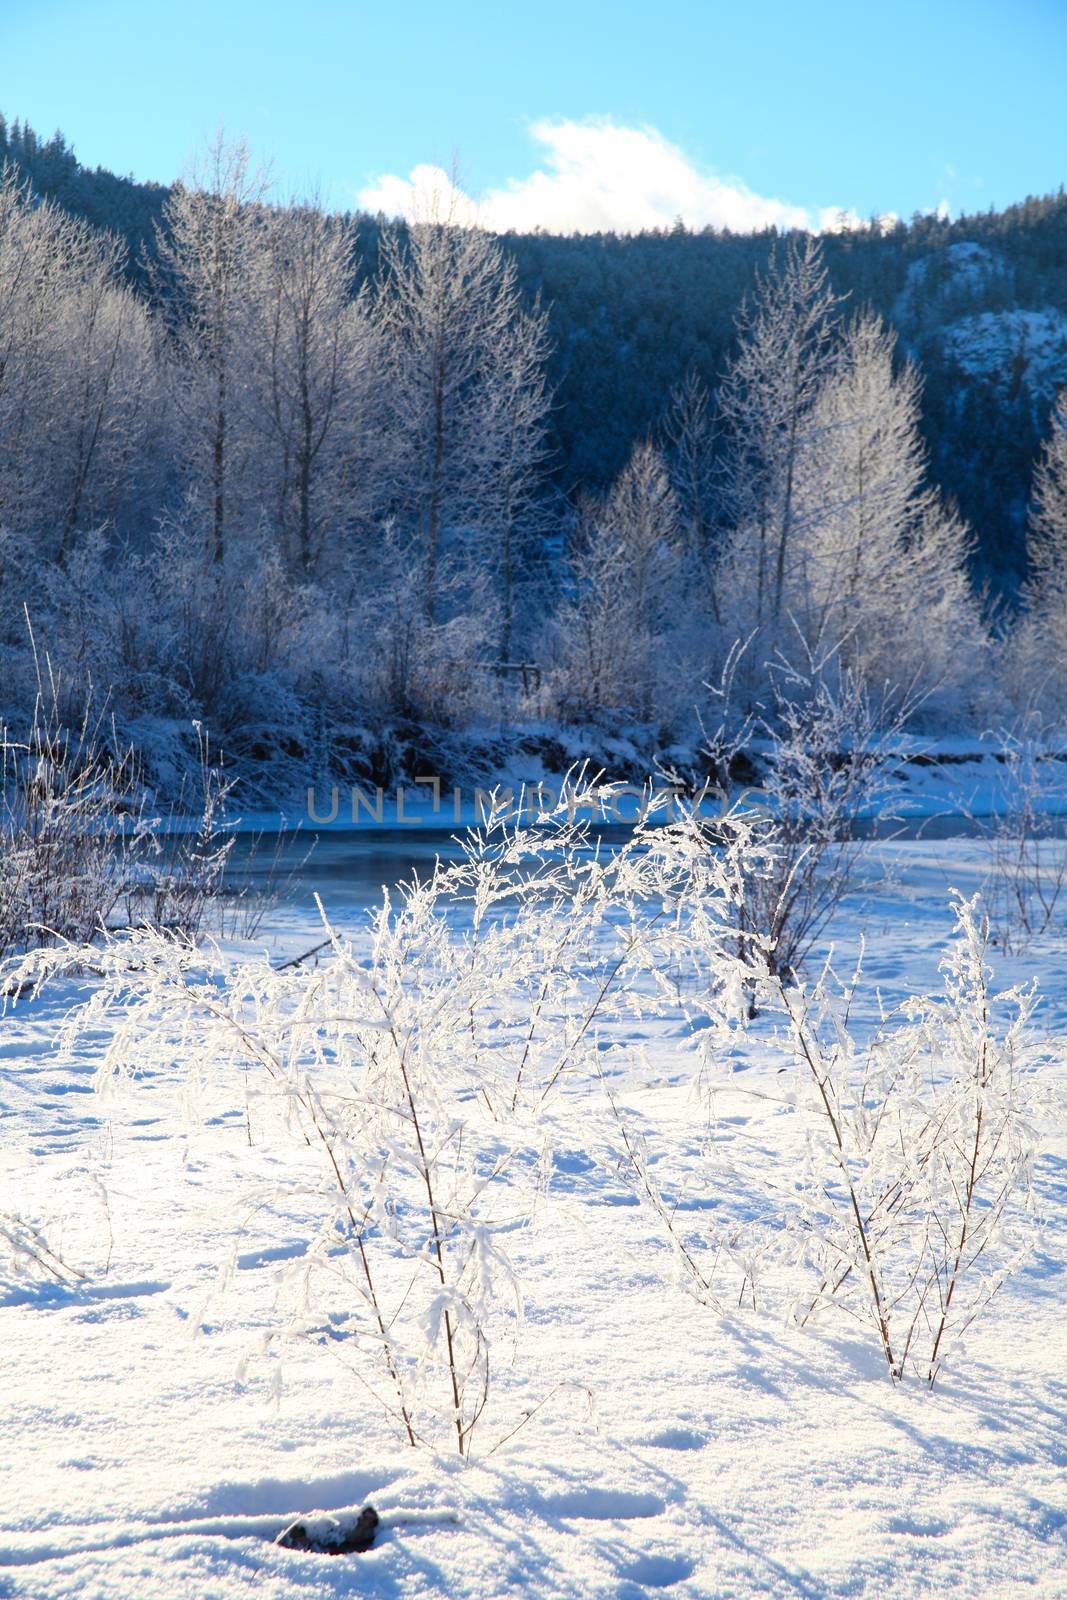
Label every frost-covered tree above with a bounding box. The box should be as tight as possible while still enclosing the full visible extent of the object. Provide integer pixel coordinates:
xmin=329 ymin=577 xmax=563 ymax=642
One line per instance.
xmin=662 ymin=370 xmax=720 ymax=626
xmin=50 ymin=238 xmax=161 ymax=558
xmin=375 ymin=199 xmax=551 ymax=625
xmin=1008 ymin=392 xmax=1067 ymax=709
xmin=476 ymin=297 xmax=553 ymax=661
xmin=248 ymin=201 xmax=379 ymax=574
xmin=551 ymin=441 xmax=683 ymax=721
xmin=153 ymin=135 xmax=268 ymax=564
xmin=716 ymin=237 xmax=842 ymax=632
xmin=0 ymin=163 xmax=63 ymax=531
xmin=1028 ymin=391 xmax=1067 ymax=584
xmin=0 ymin=164 xmax=159 ymax=557
xmin=792 ymin=311 xmax=981 ymax=700
xmin=799 ymin=313 xmax=926 ymax=625
xmin=1022 ymin=390 xmax=1067 ymax=622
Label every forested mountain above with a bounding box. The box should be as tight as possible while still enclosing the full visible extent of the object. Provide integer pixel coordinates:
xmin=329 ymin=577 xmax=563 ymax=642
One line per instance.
xmin=0 ymin=118 xmax=168 ymax=285
xmin=3 ymin=114 xmax=1065 ymax=590
xmin=506 ymin=212 xmax=1067 ymax=588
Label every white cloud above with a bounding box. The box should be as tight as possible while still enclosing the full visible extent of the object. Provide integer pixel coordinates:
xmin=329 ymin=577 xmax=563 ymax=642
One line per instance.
xmin=357 ymin=164 xmax=480 ymax=227
xmin=357 ymin=119 xmax=858 ymax=236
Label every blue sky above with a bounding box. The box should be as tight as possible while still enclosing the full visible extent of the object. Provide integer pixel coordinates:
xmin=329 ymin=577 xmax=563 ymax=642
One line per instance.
xmin=3 ymin=0 xmax=1065 ymax=231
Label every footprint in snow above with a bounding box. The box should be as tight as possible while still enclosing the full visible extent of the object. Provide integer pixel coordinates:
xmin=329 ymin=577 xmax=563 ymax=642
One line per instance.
xmin=539 ymin=1489 xmax=665 ymax=1522
xmin=646 ymin=1428 xmax=706 ymax=1451
xmin=615 ymin=1551 xmax=695 ymax=1590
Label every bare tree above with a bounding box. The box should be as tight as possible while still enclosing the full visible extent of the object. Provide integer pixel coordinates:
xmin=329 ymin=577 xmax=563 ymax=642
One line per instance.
xmin=0 ymin=164 xmax=159 ymax=559
xmin=153 ymin=134 xmax=268 ymax=564
xmin=375 ymin=196 xmax=551 ymax=625
xmin=662 ymin=370 xmax=721 ymax=625
xmin=249 ymin=200 xmax=379 ymax=574
xmin=716 ymin=237 xmax=842 ymax=629
xmin=552 ymin=441 xmax=682 ymax=720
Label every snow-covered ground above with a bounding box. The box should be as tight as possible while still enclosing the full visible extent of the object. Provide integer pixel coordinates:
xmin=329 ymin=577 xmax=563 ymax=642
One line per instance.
xmin=2 ymin=839 xmax=1066 ymax=1599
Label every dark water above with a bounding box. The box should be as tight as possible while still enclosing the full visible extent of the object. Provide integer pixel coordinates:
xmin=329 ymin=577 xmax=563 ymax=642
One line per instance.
xmin=225 ymin=821 xmax=648 ymax=913
xmin=222 ymin=812 xmax=1067 ymax=917
xmin=227 ymin=827 xmax=467 ymax=912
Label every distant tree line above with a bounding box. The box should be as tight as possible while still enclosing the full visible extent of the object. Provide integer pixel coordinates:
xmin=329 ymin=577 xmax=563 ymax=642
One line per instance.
xmin=1 ymin=122 xmax=1067 ymax=788
xmin=3 ymin=113 xmax=1065 ymax=590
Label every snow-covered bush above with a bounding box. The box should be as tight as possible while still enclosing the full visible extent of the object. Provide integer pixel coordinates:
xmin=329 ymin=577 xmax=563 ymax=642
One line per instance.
xmin=698 ymin=648 xmax=915 ymax=986
xmin=604 ymin=883 xmax=1042 ymax=1385
xmin=12 ymin=784 xmax=758 ymax=1454
xmin=766 ymin=894 xmax=1039 ymax=1383
xmin=126 ymin=723 xmax=238 ymax=939
xmin=338 ymin=523 xmax=499 ymax=727
xmin=0 ymin=1211 xmax=83 ymax=1292
xmin=0 ymin=641 xmax=250 ymax=957
xmin=0 ymin=659 xmax=144 ymax=961
xmin=974 ymin=711 xmax=1067 ymax=953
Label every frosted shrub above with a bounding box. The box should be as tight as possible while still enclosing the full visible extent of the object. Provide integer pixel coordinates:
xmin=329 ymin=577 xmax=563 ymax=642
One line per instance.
xmin=0 ymin=1211 xmax=82 ymax=1292
xmin=126 ymin=723 xmax=236 ymax=939
xmin=343 ymin=523 xmax=499 ymax=726
xmin=698 ymin=649 xmax=914 ymax=985
xmin=762 ymin=893 xmax=1038 ymax=1383
xmin=0 ymin=646 xmax=250 ymax=958
xmin=0 ymin=663 xmax=144 ymax=961
xmin=609 ymin=892 xmax=1040 ymax=1385
xmin=13 ymin=784 xmax=757 ymax=1455
xmin=976 ymin=712 xmax=1067 ymax=953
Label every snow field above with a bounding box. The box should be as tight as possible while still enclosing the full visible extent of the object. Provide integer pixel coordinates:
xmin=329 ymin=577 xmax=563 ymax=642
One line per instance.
xmin=1 ymin=839 xmax=1065 ymax=1599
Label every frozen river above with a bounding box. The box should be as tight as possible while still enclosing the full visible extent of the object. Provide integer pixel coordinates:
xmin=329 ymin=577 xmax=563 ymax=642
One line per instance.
xmin=225 ymin=811 xmax=1063 ymax=919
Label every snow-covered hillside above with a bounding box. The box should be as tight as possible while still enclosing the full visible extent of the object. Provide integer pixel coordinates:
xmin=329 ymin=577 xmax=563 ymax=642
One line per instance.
xmin=896 ymin=240 xmax=1067 ymax=402
xmin=942 ymin=307 xmax=1067 ymax=399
